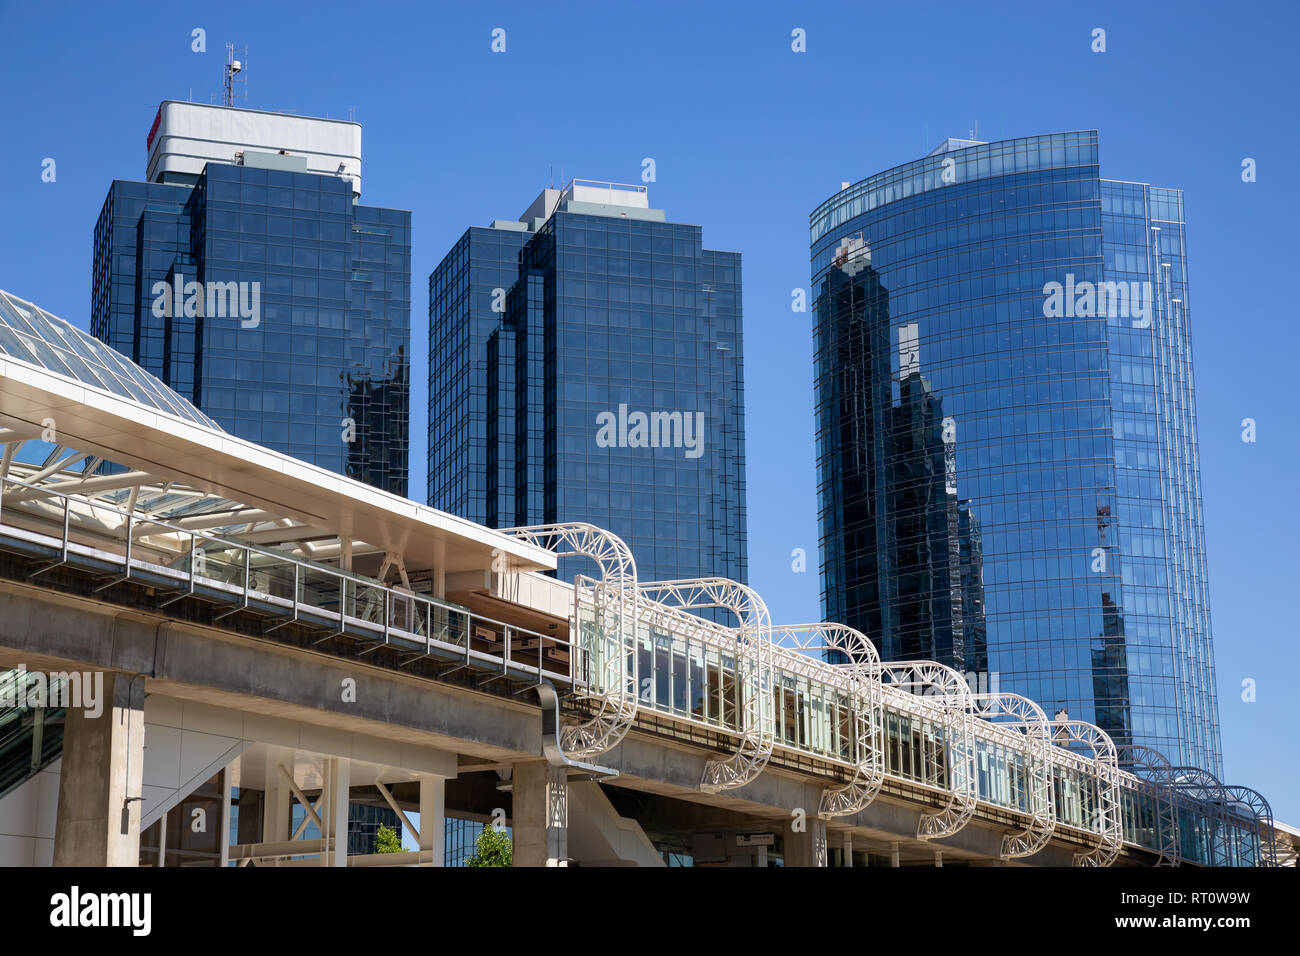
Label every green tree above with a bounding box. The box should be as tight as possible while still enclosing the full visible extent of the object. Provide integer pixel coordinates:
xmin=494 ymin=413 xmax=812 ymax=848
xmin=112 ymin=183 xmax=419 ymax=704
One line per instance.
xmin=373 ymin=823 xmax=402 ymax=854
xmin=465 ymin=826 xmax=512 ymax=867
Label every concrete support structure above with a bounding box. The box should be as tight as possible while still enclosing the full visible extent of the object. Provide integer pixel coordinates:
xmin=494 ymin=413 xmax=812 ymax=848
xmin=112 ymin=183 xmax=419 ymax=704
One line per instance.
xmin=263 ymin=757 xmax=292 ymax=844
xmin=323 ymin=758 xmax=349 ymax=867
xmin=513 ymin=761 xmax=567 ymax=866
xmin=785 ymin=817 xmax=828 ymax=867
xmin=418 ymin=774 xmax=446 ymax=867
xmin=842 ymin=831 xmax=854 ymax=867
xmin=52 ymin=672 xmax=145 ymax=866
xmin=890 ymin=842 xmax=901 ymax=867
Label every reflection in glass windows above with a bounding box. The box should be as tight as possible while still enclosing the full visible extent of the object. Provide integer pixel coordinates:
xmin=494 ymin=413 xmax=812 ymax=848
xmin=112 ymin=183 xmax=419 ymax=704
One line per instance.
xmin=811 ymin=132 xmax=1219 ymax=774
xmin=92 ymin=162 xmax=411 ymax=496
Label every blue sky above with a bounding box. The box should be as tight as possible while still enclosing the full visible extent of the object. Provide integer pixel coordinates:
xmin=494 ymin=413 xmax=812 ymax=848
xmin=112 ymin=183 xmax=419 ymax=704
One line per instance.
xmin=1 ymin=0 xmax=1296 ymax=821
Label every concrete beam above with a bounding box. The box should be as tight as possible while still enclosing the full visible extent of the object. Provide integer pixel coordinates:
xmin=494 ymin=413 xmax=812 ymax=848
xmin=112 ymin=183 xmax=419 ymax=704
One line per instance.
xmin=0 ymin=581 xmax=539 ymax=762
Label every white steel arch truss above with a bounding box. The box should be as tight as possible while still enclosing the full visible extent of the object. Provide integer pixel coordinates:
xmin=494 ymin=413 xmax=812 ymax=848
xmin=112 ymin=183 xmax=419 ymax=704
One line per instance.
xmin=499 ymin=523 xmax=639 ymax=759
xmin=1116 ymin=744 xmax=1181 ymax=866
xmin=967 ymin=692 xmax=1055 ymax=859
xmin=637 ymin=578 xmax=774 ymax=792
xmin=1167 ymin=767 xmax=1235 ymax=866
xmin=1049 ymin=720 xmax=1122 ymax=867
xmin=877 ymin=659 xmax=977 ymax=840
xmin=1167 ymin=766 xmax=1272 ymax=867
xmin=1219 ymin=785 xmax=1278 ymax=868
xmin=774 ymin=623 xmax=884 ymax=817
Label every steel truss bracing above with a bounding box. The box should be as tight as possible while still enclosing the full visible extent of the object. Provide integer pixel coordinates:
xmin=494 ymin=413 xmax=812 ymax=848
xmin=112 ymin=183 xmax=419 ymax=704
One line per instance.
xmin=774 ymin=623 xmax=884 ymax=817
xmin=1167 ymin=766 xmax=1276 ymax=867
xmin=1116 ymin=744 xmax=1181 ymax=866
xmin=877 ymin=660 xmax=978 ymax=840
xmin=499 ymin=524 xmax=639 ymax=759
xmin=967 ymin=693 xmax=1055 ymax=859
xmin=637 ymin=578 xmax=774 ymax=792
xmin=1049 ymin=720 xmax=1122 ymax=866
xmin=1219 ymin=786 xmax=1277 ymax=868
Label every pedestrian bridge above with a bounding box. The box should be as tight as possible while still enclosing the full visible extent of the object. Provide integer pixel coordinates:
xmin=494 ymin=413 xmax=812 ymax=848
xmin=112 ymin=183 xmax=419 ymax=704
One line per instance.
xmin=0 ymin=287 xmax=1285 ymax=867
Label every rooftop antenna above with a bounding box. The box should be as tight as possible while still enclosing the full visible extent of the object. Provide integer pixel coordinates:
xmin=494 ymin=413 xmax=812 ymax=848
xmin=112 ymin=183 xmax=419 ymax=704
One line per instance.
xmin=347 ymin=106 xmax=357 ymax=122
xmin=223 ymin=43 xmax=248 ymax=107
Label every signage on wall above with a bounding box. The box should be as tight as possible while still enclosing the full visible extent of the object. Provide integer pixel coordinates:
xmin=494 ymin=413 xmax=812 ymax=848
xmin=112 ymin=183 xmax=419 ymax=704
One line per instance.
xmin=146 ymin=107 xmax=161 ymax=153
xmin=736 ymin=832 xmax=774 ymax=847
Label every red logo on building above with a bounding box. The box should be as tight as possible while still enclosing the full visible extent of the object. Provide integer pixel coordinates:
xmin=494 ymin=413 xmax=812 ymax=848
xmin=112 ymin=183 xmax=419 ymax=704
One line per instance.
xmin=146 ymin=107 xmax=161 ymax=153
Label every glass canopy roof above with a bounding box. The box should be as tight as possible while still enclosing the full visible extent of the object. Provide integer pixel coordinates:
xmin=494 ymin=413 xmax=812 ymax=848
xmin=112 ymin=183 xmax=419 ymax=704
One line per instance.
xmin=0 ymin=288 xmax=221 ymax=429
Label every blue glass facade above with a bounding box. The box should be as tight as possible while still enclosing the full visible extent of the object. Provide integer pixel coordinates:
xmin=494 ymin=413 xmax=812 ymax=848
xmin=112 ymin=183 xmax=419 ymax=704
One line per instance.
xmin=811 ymin=132 xmax=1221 ymax=774
xmin=429 ymin=189 xmax=748 ymax=586
xmin=92 ymin=162 xmax=411 ymax=495
xmin=429 ymin=226 xmax=529 ymax=525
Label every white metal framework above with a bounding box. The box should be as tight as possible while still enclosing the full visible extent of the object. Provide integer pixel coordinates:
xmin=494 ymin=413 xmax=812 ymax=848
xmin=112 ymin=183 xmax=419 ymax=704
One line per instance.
xmin=967 ymin=692 xmax=1055 ymax=859
xmin=636 ymin=578 xmax=774 ymax=792
xmin=775 ymin=623 xmax=884 ymax=817
xmin=1167 ymin=766 xmax=1276 ymax=867
xmin=1220 ymin=786 xmax=1277 ymax=868
xmin=1049 ymin=720 xmax=1122 ymax=866
xmin=499 ymin=524 xmax=639 ymax=759
xmin=1116 ymin=744 xmax=1181 ymax=866
xmin=0 ymin=452 xmax=1281 ymax=865
xmin=877 ymin=660 xmax=978 ymax=840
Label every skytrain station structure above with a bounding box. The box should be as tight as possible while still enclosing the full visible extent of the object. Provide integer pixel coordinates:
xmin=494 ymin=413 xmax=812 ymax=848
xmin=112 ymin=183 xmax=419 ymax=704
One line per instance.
xmin=0 ymin=288 xmax=1291 ymax=867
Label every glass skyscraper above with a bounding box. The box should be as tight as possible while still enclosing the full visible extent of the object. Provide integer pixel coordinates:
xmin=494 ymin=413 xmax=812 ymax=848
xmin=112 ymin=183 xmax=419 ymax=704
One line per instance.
xmin=91 ymin=102 xmax=411 ymax=495
xmin=430 ymin=180 xmax=747 ymax=585
xmin=811 ymin=132 xmax=1220 ymax=773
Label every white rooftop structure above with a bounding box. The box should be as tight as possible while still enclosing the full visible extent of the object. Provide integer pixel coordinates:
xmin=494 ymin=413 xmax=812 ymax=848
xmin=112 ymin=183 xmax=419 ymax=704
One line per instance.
xmin=144 ymin=101 xmax=363 ymax=198
xmin=502 ymin=179 xmax=665 ymax=232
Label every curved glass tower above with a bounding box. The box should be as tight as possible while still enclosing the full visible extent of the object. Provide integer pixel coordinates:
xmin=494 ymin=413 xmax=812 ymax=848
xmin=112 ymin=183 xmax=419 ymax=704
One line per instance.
xmin=811 ymin=131 xmax=1221 ymax=774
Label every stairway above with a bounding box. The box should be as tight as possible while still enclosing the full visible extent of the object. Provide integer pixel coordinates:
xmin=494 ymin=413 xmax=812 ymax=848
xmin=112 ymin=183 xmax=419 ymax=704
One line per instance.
xmin=0 ymin=669 xmax=65 ymax=800
xmin=566 ymin=780 xmax=666 ymax=867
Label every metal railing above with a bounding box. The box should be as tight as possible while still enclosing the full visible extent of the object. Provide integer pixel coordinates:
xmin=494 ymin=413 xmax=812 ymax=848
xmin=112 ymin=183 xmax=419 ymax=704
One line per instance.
xmin=0 ymin=475 xmax=574 ymax=689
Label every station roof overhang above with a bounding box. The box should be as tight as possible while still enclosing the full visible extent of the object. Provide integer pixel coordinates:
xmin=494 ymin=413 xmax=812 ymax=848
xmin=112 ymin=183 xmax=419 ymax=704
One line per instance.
xmin=0 ymin=354 xmax=555 ymax=576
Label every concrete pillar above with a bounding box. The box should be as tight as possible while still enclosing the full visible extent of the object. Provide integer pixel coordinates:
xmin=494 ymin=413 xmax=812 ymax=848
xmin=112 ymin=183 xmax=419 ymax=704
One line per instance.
xmin=323 ymin=758 xmax=349 ymax=867
xmin=53 ymin=672 xmax=145 ymax=866
xmin=934 ymin=849 xmax=944 ymax=868
xmin=512 ymin=761 xmax=567 ymax=867
xmin=842 ymin=831 xmax=854 ymax=867
xmin=890 ymin=842 xmax=901 ymax=867
xmin=785 ymin=817 xmax=828 ymax=867
xmin=219 ymin=769 xmax=233 ymax=868
xmin=418 ymin=774 xmax=446 ymax=866
xmin=263 ymin=759 xmax=292 ymax=843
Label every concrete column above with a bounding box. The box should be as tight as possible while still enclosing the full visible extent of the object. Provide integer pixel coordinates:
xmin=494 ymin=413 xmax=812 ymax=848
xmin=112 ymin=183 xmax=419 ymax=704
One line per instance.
xmin=323 ymin=758 xmax=349 ymax=867
xmin=219 ymin=769 xmax=232 ymax=868
xmin=785 ymin=817 xmax=828 ymax=867
xmin=53 ymin=672 xmax=145 ymax=866
xmin=842 ymin=831 xmax=854 ymax=867
xmin=263 ymin=759 xmax=292 ymax=843
xmin=890 ymin=842 xmax=901 ymax=867
xmin=418 ymin=774 xmax=446 ymax=866
xmin=512 ymin=761 xmax=567 ymax=867
xmin=934 ymin=849 xmax=944 ymax=868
